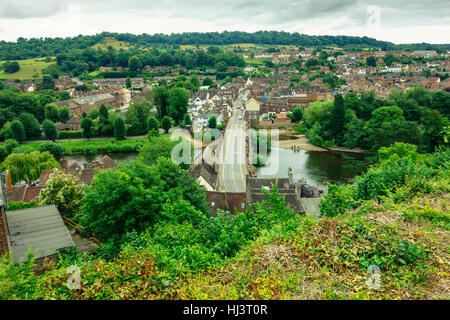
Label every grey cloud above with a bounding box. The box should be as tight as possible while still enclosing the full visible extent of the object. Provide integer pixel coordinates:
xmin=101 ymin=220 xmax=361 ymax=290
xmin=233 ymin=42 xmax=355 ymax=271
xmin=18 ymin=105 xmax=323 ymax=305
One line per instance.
xmin=2 ymin=0 xmax=448 ymax=30
xmin=0 ymin=0 xmax=69 ymax=19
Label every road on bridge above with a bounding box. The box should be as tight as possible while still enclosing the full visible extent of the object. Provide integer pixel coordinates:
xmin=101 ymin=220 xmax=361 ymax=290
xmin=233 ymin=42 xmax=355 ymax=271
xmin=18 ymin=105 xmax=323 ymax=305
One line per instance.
xmin=219 ymin=92 xmax=248 ymax=192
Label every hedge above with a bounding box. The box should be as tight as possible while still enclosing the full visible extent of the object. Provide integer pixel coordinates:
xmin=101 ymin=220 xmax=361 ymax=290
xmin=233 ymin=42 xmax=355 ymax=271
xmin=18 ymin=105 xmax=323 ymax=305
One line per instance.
xmin=58 ymin=131 xmax=83 ymax=139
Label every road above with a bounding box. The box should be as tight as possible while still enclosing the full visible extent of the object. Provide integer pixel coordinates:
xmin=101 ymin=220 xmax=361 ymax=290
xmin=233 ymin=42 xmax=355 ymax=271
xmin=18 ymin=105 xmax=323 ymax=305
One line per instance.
xmin=219 ymin=92 xmax=248 ymax=192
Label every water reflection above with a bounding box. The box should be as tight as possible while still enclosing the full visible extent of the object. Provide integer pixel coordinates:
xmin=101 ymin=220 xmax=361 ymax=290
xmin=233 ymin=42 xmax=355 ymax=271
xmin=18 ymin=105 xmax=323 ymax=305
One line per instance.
xmin=257 ymin=148 xmax=363 ymax=190
xmin=64 ymin=153 xmax=138 ymax=166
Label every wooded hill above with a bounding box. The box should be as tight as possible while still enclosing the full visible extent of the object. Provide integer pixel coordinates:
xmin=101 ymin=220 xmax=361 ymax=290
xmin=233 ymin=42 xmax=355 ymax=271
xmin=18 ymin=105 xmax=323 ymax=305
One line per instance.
xmin=2 ymin=31 xmax=449 ymax=61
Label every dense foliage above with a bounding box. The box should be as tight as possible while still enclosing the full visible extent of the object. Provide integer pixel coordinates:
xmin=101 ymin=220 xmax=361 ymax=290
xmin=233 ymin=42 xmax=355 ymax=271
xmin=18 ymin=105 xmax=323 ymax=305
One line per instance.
xmin=305 ymin=88 xmax=449 ymax=153
xmin=0 ymin=151 xmax=60 ymax=184
xmin=0 ymin=31 xmax=422 ymax=61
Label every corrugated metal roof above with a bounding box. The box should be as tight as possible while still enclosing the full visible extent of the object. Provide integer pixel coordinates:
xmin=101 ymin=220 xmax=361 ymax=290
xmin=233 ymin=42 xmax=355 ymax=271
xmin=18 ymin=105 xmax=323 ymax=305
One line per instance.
xmin=7 ymin=205 xmax=74 ymax=264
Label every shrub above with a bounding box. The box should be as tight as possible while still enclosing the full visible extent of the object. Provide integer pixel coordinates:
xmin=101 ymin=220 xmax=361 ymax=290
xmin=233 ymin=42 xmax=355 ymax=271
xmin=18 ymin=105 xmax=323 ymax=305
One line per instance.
xmin=7 ymin=201 xmax=40 ymax=211
xmin=114 ymin=117 xmax=126 ymax=141
xmin=319 ymin=184 xmax=357 ymax=217
xmin=292 ymin=107 xmax=304 ymax=122
xmin=161 ymin=116 xmax=172 ymax=133
xmin=40 ymin=170 xmax=84 ymax=217
xmin=58 ymin=131 xmax=82 ymax=139
xmin=10 ymin=120 xmax=26 ymax=143
xmin=83 ymin=147 xmax=97 ymax=155
xmin=4 ymin=139 xmax=19 ymax=154
xmin=38 ymin=142 xmax=65 ymax=158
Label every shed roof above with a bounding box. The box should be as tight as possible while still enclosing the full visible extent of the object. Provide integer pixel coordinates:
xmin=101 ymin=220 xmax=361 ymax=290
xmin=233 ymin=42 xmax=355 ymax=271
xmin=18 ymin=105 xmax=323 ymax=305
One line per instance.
xmin=7 ymin=205 xmax=74 ymax=264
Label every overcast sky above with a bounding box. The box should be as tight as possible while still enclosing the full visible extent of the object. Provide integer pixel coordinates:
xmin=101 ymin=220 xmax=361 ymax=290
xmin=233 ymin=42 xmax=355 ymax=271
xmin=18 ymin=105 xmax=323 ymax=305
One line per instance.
xmin=0 ymin=0 xmax=449 ymax=44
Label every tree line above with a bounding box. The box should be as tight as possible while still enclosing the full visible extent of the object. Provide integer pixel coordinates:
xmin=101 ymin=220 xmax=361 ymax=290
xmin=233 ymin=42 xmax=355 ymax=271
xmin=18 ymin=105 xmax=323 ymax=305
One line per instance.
xmin=0 ymin=31 xmax=425 ymax=61
xmin=304 ymin=87 xmax=449 ymax=154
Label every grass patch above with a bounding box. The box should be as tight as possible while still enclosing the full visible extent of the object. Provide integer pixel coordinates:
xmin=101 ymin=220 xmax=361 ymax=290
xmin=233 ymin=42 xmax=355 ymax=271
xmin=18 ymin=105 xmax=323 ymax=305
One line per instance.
xmin=0 ymin=58 xmax=54 ymax=80
xmin=13 ymin=137 xmax=148 ymax=155
xmin=91 ymin=40 xmax=134 ymax=51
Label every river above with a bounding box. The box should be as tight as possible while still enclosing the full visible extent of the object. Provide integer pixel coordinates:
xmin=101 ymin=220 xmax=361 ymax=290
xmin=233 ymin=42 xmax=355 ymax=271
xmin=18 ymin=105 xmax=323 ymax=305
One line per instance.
xmin=256 ymin=147 xmax=364 ymax=191
xmin=64 ymin=152 xmax=138 ymax=166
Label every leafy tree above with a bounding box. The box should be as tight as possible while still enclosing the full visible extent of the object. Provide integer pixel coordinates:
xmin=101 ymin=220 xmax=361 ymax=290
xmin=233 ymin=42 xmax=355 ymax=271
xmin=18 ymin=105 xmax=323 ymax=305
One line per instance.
xmin=81 ymin=118 xmax=94 ymax=139
xmin=365 ymin=106 xmax=420 ymax=150
xmin=37 ymin=75 xmax=55 ymax=90
xmin=44 ymin=104 xmax=59 ymax=123
xmin=208 ymin=116 xmax=217 ymax=129
xmin=138 ymin=136 xmax=178 ymax=165
xmin=406 ymin=87 xmax=432 ymax=107
xmin=126 ymin=101 xmax=151 ymax=135
xmin=10 ymin=120 xmax=26 ymax=142
xmin=303 ymin=101 xmax=332 ymax=128
xmin=79 ymin=158 xmax=208 ymax=243
xmin=384 ymin=53 xmax=396 ymax=66
xmin=59 ymin=106 xmax=70 ymax=123
xmin=343 ymin=113 xmax=365 ymax=149
xmin=161 ymin=116 xmax=172 ymax=133
xmin=202 ymin=78 xmax=214 ymax=87
xmin=128 ymin=55 xmax=143 ymax=72
xmin=328 ymin=94 xmax=346 ymax=145
xmin=305 ymin=58 xmax=319 ymax=68
xmin=366 ymin=56 xmax=376 ymax=67
xmin=419 ymin=107 xmax=447 ymax=152
xmin=4 ymin=139 xmax=18 ymax=154
xmin=151 ymin=86 xmax=169 ymax=119
xmin=2 ymin=61 xmax=20 ymax=74
xmin=99 ymin=104 xmax=109 ymax=121
xmin=0 ymin=145 xmax=8 ymax=161
xmin=40 ymin=170 xmax=84 ymax=217
xmin=88 ymin=108 xmax=99 ymax=120
xmin=38 ymin=142 xmax=64 ymax=157
xmin=378 ymin=142 xmax=418 ymax=162
xmin=125 ymin=76 xmax=132 ymax=89
xmin=215 ymin=61 xmax=227 ymax=72
xmin=168 ymin=87 xmax=189 ymax=123
xmin=19 ymin=113 xmax=41 ymax=140
xmin=0 ymin=151 xmax=60 ymax=184
xmin=431 ymin=90 xmax=450 ymax=116
xmin=147 ymin=116 xmax=159 ymax=132
xmin=291 ymin=107 xmax=304 ymax=122
xmin=42 ymin=119 xmax=58 ymax=141
xmin=113 ymin=117 xmax=126 ymax=140
xmin=189 ymin=75 xmax=200 ymax=91
xmin=389 ymin=90 xmax=421 ymax=121
xmin=184 ymin=114 xmax=192 ymax=127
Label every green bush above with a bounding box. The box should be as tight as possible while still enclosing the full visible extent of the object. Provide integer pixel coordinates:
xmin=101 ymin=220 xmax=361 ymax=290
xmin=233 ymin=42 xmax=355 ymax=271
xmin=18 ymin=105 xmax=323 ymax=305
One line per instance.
xmin=7 ymin=201 xmax=40 ymax=211
xmin=0 ymin=145 xmax=8 ymax=161
xmin=83 ymin=147 xmax=97 ymax=155
xmin=38 ymin=142 xmax=65 ymax=157
xmin=319 ymin=184 xmax=357 ymax=217
xmin=58 ymin=131 xmax=82 ymax=139
xmin=4 ymin=139 xmax=18 ymax=154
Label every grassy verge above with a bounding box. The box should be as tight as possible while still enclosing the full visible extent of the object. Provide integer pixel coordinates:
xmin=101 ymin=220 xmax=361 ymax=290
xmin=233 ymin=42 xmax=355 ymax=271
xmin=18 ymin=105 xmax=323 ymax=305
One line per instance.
xmin=13 ymin=137 xmax=148 ymax=155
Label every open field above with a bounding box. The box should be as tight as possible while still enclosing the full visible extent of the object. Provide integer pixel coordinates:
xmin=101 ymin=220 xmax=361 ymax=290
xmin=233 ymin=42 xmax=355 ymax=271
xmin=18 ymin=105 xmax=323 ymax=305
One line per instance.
xmin=92 ymin=40 xmax=134 ymax=50
xmin=230 ymin=43 xmax=256 ymax=48
xmin=0 ymin=58 xmax=54 ymax=80
xmin=244 ymin=58 xmax=264 ymax=65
